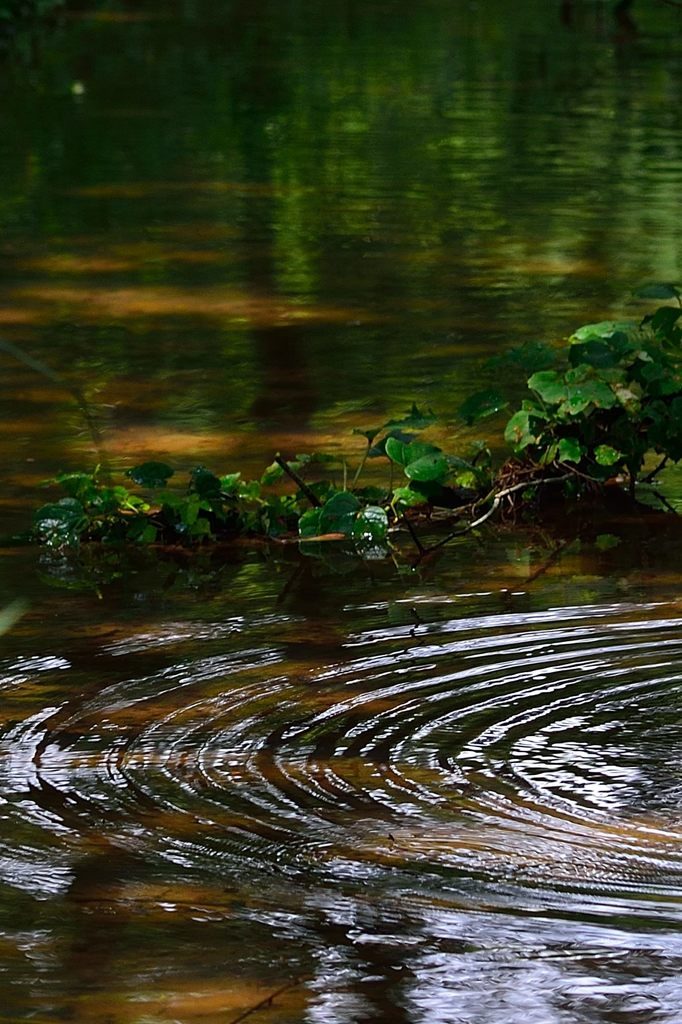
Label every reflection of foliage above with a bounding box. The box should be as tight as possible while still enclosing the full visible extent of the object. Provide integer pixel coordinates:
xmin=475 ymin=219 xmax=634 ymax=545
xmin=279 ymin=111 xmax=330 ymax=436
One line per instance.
xmin=1 ymin=0 xmax=681 ymax=425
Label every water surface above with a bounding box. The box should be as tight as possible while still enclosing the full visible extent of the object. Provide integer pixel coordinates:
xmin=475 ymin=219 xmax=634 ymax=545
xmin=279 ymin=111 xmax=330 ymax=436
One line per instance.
xmin=2 ymin=1 xmax=682 ymax=1021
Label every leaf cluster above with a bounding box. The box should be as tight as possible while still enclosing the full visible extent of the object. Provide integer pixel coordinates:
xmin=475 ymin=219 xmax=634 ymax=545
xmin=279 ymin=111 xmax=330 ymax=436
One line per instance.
xmin=32 ymin=463 xmax=302 ymax=549
xmin=28 ymin=297 xmax=682 ymax=561
xmin=31 ymin=403 xmax=492 ymax=554
xmin=502 ymin=306 xmax=682 ymax=484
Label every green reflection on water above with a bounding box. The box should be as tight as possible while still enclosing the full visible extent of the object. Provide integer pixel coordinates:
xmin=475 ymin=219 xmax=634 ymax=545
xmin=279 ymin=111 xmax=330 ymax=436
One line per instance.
xmin=1 ymin=0 xmax=681 ymax=518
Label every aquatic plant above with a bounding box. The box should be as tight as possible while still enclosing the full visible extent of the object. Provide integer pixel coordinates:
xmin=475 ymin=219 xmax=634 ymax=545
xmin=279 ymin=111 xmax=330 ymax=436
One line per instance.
xmin=18 ymin=295 xmax=682 ymax=558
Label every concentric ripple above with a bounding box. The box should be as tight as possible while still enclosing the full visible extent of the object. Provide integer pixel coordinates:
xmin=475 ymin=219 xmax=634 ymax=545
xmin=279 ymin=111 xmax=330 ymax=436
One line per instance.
xmin=3 ymin=601 xmax=682 ymax=919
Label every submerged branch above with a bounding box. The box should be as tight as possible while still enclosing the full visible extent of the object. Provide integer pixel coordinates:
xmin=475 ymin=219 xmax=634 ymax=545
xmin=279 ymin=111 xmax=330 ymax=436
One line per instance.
xmin=226 ymin=977 xmax=306 ymax=1024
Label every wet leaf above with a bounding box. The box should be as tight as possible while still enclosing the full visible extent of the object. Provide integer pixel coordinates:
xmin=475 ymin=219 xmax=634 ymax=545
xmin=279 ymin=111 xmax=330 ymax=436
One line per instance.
xmin=556 ymin=437 xmax=583 ymax=463
xmin=319 ymin=491 xmax=361 ymax=535
xmin=563 ymin=379 xmax=617 ymax=414
xmin=504 ymin=410 xmax=536 ymax=450
xmin=368 ymin=429 xmax=415 ymax=458
xmin=126 ymin=461 xmax=174 ymax=488
xmin=33 ymin=498 xmax=87 ymax=546
xmin=220 ymin=472 xmax=242 ymax=494
xmin=260 ymin=461 xmax=284 ymax=485
xmin=297 ymin=507 xmax=323 ymax=538
xmin=404 ymin=452 xmax=449 ymax=483
xmin=528 ymin=370 xmax=568 ymax=405
xmin=392 ymin=485 xmax=427 ymax=508
xmin=570 ymin=320 xmax=638 ymax=344
xmin=191 ymin=467 xmax=222 ymax=497
xmin=126 ymin=517 xmax=158 ymax=544
xmin=594 ymin=444 xmax=623 ymax=466
xmin=385 ymin=436 xmax=409 ymax=466
xmin=352 ymin=505 xmax=388 ymax=542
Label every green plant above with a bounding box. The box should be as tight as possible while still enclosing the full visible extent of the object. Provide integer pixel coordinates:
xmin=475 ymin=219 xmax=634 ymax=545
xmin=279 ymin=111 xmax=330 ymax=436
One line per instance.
xmin=25 ymin=296 xmax=682 ymax=567
xmin=502 ymin=305 xmax=682 ymax=491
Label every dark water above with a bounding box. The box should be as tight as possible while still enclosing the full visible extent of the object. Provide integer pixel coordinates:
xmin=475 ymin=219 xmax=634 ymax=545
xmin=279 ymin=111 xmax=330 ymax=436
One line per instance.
xmin=2 ymin=1 xmax=682 ymax=1021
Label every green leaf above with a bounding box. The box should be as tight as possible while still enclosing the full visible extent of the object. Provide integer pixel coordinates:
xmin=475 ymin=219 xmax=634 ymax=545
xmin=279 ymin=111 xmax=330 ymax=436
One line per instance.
xmin=33 ymin=498 xmax=87 ymax=547
xmin=594 ymin=445 xmax=623 ymax=466
xmin=369 ymin=430 xmax=415 ymax=458
xmin=352 ymin=505 xmax=389 ymax=542
xmin=188 ymin=517 xmax=213 ymax=539
xmin=404 ymin=453 xmax=449 ymax=483
xmin=595 ymin=533 xmax=621 ymax=550
xmin=385 ymin=436 xmax=409 ymax=466
xmin=563 ymin=379 xmax=617 ymax=414
xmin=557 ymin=437 xmax=584 ymax=463
xmin=392 ymin=486 xmax=427 ymax=508
xmin=237 ymin=479 xmax=261 ymax=501
xmin=298 ymin=508 xmax=323 ymax=538
xmin=191 ymin=467 xmax=222 ymax=497
xmin=319 ymin=491 xmax=361 ymax=535
xmin=570 ymin=320 xmax=638 ymax=344
xmin=504 ymin=410 xmax=536 ymax=450
xmin=568 ymin=340 xmax=621 ymax=370
xmin=260 ymin=461 xmax=284 ymax=485
xmin=126 ymin=517 xmax=158 ymax=544
xmin=643 ymin=306 xmax=682 ymax=346
xmin=220 ymin=472 xmax=242 ymax=494
xmin=458 ymin=389 xmax=509 ymax=425
xmin=528 ymin=370 xmax=568 ymax=405
xmin=126 ymin=461 xmax=174 ymax=488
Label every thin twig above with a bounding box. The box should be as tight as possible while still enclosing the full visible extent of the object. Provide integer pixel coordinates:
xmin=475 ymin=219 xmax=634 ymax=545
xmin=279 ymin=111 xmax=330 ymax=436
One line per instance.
xmin=274 ymin=455 xmax=322 ymax=508
xmin=641 ymin=455 xmax=668 ymax=484
xmin=226 ymin=977 xmax=305 ymax=1024
xmin=525 ymin=537 xmax=573 ymax=585
xmin=351 ymin=441 xmax=370 ymax=488
xmin=647 ymin=486 xmax=678 ymax=514
xmin=0 ymin=336 xmax=111 ymax=480
xmin=423 ymin=474 xmax=574 ymax=555
xmin=401 ymin=512 xmax=426 ymax=554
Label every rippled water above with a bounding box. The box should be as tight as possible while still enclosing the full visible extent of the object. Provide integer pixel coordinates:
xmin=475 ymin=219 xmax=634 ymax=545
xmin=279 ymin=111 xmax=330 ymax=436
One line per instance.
xmin=2 ymin=0 xmax=682 ymax=1019
xmin=3 ymin=544 xmax=682 ymax=1022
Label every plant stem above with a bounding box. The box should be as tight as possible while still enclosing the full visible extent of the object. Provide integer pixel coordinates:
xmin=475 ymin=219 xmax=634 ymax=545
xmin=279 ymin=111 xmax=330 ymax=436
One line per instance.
xmin=0 ymin=336 xmax=112 ymax=481
xmin=402 ymin=512 xmax=426 ymax=554
xmin=351 ymin=442 xmax=370 ymax=488
xmin=274 ymin=455 xmax=322 ymax=507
